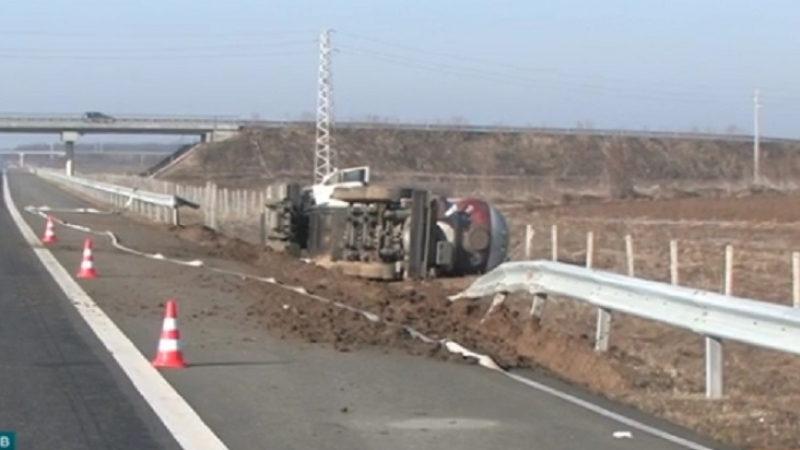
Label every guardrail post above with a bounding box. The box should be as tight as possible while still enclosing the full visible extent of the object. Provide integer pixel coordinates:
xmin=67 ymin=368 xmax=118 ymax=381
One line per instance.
xmin=705 ymin=336 xmax=723 ymax=399
xmin=706 ymin=245 xmax=732 ymax=399
xmin=529 ymin=293 xmax=547 ymax=323
xmin=551 ymin=224 xmax=558 ymax=261
xmin=587 ymin=231 xmax=611 ymax=352
xmin=595 ymin=307 xmax=611 ymax=352
xmin=481 ymin=293 xmax=507 ymax=323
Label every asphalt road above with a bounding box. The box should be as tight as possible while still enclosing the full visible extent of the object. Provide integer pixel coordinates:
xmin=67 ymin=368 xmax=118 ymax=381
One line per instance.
xmin=1 ymin=170 xmax=733 ymax=450
xmin=0 ymin=175 xmax=181 ymax=449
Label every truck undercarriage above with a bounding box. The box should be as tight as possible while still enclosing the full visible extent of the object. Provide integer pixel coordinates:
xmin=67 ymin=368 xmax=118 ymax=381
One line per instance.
xmin=260 ymin=167 xmax=510 ymax=281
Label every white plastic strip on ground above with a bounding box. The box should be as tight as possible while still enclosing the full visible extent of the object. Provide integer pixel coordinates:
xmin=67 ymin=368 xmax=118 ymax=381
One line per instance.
xmin=20 ymin=184 xmax=719 ymax=450
xmin=23 ymin=203 xmax=503 ymax=371
xmin=1 ymin=172 xmax=229 ymax=450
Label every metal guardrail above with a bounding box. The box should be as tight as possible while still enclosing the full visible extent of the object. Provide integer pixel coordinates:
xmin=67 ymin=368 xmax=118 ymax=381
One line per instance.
xmin=34 ymin=169 xmax=198 ymax=225
xmin=451 ymin=260 xmax=800 ymax=398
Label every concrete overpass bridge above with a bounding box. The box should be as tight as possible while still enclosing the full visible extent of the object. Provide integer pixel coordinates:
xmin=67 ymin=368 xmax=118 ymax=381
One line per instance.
xmin=0 ymin=114 xmax=241 ymax=141
xmin=0 ymin=114 xmax=243 ymax=175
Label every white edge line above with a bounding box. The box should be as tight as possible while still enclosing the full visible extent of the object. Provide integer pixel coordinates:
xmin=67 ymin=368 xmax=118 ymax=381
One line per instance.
xmin=2 ymin=171 xmax=229 ymax=450
xmin=502 ymin=373 xmax=718 ymax=450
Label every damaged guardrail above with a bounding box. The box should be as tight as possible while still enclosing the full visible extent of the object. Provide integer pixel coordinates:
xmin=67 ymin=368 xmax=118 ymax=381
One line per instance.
xmin=450 ymin=260 xmax=800 ymax=399
xmin=32 ymin=168 xmax=199 ymax=225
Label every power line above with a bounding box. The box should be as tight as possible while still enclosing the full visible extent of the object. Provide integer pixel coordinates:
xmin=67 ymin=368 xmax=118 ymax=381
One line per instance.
xmin=336 ymin=45 xmax=751 ymax=104
xmin=0 ymin=29 xmax=317 ymax=39
xmin=336 ymin=32 xmax=737 ymax=92
xmin=0 ymin=50 xmax=314 ymax=61
xmin=0 ymin=40 xmax=317 ymax=54
xmin=336 ymin=31 xmax=800 ymax=102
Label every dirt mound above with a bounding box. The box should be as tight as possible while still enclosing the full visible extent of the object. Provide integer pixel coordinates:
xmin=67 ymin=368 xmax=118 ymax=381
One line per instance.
xmin=169 ymin=224 xmax=628 ymax=394
xmin=158 ymin=126 xmax=800 ymax=200
xmin=160 ymin=220 xmax=800 ymax=448
xmin=174 ymin=225 xmax=260 ymax=263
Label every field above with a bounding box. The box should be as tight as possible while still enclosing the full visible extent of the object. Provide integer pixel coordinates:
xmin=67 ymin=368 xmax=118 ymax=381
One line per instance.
xmin=65 ymin=128 xmax=800 ymax=449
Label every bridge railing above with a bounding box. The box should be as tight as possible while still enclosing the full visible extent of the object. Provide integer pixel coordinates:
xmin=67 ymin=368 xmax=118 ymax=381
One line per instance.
xmin=451 ymin=260 xmax=800 ymax=399
xmin=0 ymin=114 xmax=799 ymax=143
xmin=0 ymin=112 xmax=241 ymax=120
xmin=32 ymin=168 xmax=199 ymax=225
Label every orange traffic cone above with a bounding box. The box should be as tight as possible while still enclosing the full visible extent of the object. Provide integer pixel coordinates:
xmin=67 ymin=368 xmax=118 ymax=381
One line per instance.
xmin=76 ymin=238 xmax=97 ymax=279
xmin=152 ymin=299 xmax=188 ymax=369
xmin=42 ymin=216 xmax=57 ymax=244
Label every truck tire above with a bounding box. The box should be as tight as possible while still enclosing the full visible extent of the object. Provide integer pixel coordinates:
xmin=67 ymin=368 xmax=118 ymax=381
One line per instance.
xmin=358 ymin=262 xmax=399 ymax=280
xmin=331 ymin=186 xmax=410 ymax=203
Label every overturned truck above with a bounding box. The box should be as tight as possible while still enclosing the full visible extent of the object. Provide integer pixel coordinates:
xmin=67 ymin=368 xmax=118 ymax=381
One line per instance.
xmin=260 ymin=167 xmax=510 ymax=281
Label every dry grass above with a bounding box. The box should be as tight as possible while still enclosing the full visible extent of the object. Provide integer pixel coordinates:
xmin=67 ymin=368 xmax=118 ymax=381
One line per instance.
xmin=157 ymin=125 xmax=800 ymax=201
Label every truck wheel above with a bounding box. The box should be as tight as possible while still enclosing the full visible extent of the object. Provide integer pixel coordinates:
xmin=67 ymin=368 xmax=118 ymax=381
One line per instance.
xmin=331 ymin=186 xmax=410 ymax=203
xmin=358 ymin=262 xmax=399 ymax=280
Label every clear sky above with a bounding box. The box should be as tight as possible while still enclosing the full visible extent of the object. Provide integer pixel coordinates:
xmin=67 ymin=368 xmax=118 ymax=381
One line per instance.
xmin=0 ymin=0 xmax=798 ymax=147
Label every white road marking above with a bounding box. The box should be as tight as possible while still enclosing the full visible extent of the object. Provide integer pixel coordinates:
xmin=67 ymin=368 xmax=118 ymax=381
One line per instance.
xmin=503 ymin=372 xmax=716 ymax=450
xmin=2 ymin=171 xmax=229 ymax=450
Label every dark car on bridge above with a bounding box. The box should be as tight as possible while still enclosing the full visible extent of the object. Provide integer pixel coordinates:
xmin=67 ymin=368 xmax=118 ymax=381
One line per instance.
xmin=83 ymin=111 xmax=115 ymax=122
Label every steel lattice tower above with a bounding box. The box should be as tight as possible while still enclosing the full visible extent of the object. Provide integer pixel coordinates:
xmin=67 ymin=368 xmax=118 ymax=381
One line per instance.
xmin=313 ymin=28 xmax=336 ymax=184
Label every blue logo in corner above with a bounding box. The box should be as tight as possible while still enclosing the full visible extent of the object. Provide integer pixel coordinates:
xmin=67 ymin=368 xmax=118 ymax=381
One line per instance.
xmin=0 ymin=431 xmax=15 ymax=449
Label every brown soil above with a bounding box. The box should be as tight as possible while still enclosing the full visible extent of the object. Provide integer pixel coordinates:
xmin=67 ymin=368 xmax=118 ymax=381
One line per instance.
xmin=160 ymin=219 xmax=800 ymax=450
xmin=171 ymin=223 xmax=626 ymax=391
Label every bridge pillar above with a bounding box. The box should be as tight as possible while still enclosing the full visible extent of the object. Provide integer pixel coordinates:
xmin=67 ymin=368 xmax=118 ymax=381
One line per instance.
xmin=201 ymin=130 xmax=237 ymax=143
xmin=61 ymin=131 xmax=80 ymax=176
